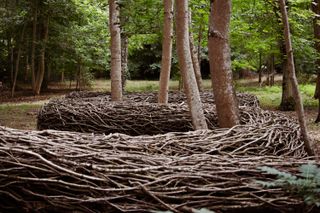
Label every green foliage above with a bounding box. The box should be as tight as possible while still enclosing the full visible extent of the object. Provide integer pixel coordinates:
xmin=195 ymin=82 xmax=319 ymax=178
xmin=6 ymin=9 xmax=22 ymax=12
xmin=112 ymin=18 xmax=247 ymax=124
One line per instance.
xmin=257 ymin=164 xmax=320 ymax=206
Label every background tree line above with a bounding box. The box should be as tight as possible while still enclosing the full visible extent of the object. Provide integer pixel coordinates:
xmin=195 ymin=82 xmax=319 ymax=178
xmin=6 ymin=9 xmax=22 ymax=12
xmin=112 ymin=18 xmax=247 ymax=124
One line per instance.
xmin=0 ymin=0 xmax=318 ymax=101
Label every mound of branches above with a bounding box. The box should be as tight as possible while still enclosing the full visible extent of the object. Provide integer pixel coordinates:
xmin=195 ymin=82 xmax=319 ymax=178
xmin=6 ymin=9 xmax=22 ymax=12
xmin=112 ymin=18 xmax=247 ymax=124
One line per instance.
xmin=65 ymin=91 xmax=260 ymax=107
xmin=0 ymin=126 xmax=317 ymax=213
xmin=37 ymin=96 xmax=260 ymax=136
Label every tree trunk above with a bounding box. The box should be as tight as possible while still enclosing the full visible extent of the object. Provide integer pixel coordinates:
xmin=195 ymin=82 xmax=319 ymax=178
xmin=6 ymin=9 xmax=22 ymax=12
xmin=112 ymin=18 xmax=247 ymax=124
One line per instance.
xmin=158 ymin=0 xmax=174 ymax=104
xmin=208 ymin=0 xmax=240 ymax=128
xmin=35 ymin=16 xmax=49 ymax=95
xmin=24 ymin=55 xmax=29 ymax=82
xmin=120 ymin=33 xmax=128 ymax=93
xmin=11 ymin=24 xmax=26 ymax=97
xmin=109 ymin=0 xmax=122 ymax=101
xmin=76 ymin=61 xmax=81 ymax=91
xmin=61 ymin=70 xmax=65 ymax=82
xmin=175 ymin=0 xmax=208 ymax=130
xmin=278 ymin=0 xmax=314 ymax=156
xmin=31 ymin=0 xmax=38 ymax=93
xmin=276 ymin=1 xmax=295 ymax=111
xmin=312 ymin=0 xmax=320 ymax=123
xmin=258 ymin=52 xmax=262 ymax=84
xmin=197 ymin=18 xmax=203 ymax=63
xmin=10 ymin=43 xmax=14 ymax=85
xmin=120 ymin=5 xmax=129 ymax=93
xmin=270 ymin=54 xmax=275 ymax=86
xmin=188 ymin=10 xmax=203 ymax=92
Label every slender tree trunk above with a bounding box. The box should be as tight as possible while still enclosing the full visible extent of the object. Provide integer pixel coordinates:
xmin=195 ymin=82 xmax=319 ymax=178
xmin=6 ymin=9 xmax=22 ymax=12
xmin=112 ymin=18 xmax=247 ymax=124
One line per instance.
xmin=35 ymin=16 xmax=49 ymax=95
xmin=208 ymin=0 xmax=240 ymax=128
xmin=10 ymin=44 xmax=14 ymax=85
xmin=11 ymin=24 xmax=26 ymax=97
xmin=278 ymin=0 xmax=314 ymax=156
xmin=76 ymin=61 xmax=81 ymax=91
xmin=258 ymin=52 xmax=262 ymax=84
xmin=266 ymin=58 xmax=270 ymax=86
xmin=61 ymin=70 xmax=65 ymax=82
xmin=188 ymin=10 xmax=203 ymax=92
xmin=315 ymin=75 xmax=320 ymax=123
xmin=175 ymin=0 xmax=208 ymax=130
xmin=109 ymin=0 xmax=122 ymax=101
xmin=197 ymin=17 xmax=203 ymax=63
xmin=312 ymin=0 xmax=320 ymax=123
xmin=120 ymin=33 xmax=128 ymax=93
xmin=31 ymin=0 xmax=38 ymax=93
xmin=270 ymin=54 xmax=275 ymax=86
xmin=158 ymin=0 xmax=174 ymax=104
xmin=120 ymin=4 xmax=128 ymax=93
xmin=24 ymin=55 xmax=29 ymax=82
xmin=275 ymin=1 xmax=295 ymax=111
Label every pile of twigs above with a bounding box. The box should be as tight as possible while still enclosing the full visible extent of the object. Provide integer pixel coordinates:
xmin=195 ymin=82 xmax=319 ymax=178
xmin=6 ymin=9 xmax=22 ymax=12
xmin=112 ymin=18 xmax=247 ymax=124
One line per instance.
xmin=38 ymin=98 xmax=259 ymax=136
xmin=65 ymin=91 xmax=260 ymax=107
xmin=0 ymin=126 xmax=316 ymax=212
xmin=38 ymin=104 xmax=306 ymax=157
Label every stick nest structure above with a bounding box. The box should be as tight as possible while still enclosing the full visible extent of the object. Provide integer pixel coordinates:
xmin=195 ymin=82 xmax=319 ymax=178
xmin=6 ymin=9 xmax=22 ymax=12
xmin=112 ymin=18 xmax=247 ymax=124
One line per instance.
xmin=37 ymin=92 xmax=259 ymax=136
xmin=0 ymin=126 xmax=317 ymax=212
xmin=2 ymin=91 xmax=319 ymax=212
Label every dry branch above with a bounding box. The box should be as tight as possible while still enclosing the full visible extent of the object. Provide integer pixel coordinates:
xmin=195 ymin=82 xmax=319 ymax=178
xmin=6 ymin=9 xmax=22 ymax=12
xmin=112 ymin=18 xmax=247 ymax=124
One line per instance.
xmin=0 ymin=126 xmax=317 ymax=212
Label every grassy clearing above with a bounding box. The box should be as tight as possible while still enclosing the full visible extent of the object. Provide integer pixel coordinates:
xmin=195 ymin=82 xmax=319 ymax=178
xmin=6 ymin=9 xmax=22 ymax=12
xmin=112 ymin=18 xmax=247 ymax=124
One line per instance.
xmin=236 ymin=84 xmax=317 ymax=109
xmin=0 ymin=102 xmax=45 ymax=130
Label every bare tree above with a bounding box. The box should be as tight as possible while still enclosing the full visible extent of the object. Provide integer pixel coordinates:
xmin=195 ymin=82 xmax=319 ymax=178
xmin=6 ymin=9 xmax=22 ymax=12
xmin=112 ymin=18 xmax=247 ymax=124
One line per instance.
xmin=109 ymin=0 xmax=122 ymax=101
xmin=208 ymin=0 xmax=239 ymax=128
xmin=278 ymin=0 xmax=314 ymax=156
xmin=175 ymin=0 xmax=207 ymax=130
xmin=158 ymin=0 xmax=174 ymax=104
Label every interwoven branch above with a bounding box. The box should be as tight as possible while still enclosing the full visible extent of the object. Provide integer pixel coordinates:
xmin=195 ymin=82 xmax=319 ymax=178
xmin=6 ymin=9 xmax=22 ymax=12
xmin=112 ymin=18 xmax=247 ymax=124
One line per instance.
xmin=38 ymin=92 xmax=258 ymax=136
xmin=0 ymin=126 xmax=316 ymax=212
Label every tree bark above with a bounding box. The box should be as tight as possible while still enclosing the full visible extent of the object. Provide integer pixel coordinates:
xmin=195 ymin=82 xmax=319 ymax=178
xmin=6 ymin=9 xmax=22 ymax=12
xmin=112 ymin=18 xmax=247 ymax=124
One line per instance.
xmin=120 ymin=4 xmax=129 ymax=93
xmin=11 ymin=24 xmax=26 ymax=97
xmin=31 ymin=0 xmax=38 ymax=93
xmin=10 ymin=42 xmax=14 ymax=85
xmin=197 ymin=17 xmax=203 ymax=63
xmin=109 ymin=0 xmax=123 ymax=101
xmin=208 ymin=0 xmax=240 ymax=128
xmin=175 ymin=0 xmax=208 ymax=130
xmin=158 ymin=0 xmax=174 ymax=104
xmin=276 ymin=1 xmax=295 ymax=111
xmin=312 ymin=0 xmax=320 ymax=123
xmin=258 ymin=52 xmax=262 ymax=84
xmin=35 ymin=16 xmax=49 ymax=95
xmin=24 ymin=55 xmax=29 ymax=82
xmin=188 ymin=10 xmax=203 ymax=92
xmin=120 ymin=33 xmax=128 ymax=93
xmin=278 ymin=0 xmax=314 ymax=156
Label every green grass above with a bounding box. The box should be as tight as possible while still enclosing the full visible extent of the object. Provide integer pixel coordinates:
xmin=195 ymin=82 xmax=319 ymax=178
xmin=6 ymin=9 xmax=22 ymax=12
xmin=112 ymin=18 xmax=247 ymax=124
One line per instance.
xmin=237 ymin=84 xmax=317 ymax=109
xmin=0 ymin=102 xmax=44 ymax=130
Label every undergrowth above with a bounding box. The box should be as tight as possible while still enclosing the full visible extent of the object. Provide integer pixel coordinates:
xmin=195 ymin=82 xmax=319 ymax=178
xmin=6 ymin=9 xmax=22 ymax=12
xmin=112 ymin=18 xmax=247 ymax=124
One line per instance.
xmin=257 ymin=163 xmax=320 ymax=207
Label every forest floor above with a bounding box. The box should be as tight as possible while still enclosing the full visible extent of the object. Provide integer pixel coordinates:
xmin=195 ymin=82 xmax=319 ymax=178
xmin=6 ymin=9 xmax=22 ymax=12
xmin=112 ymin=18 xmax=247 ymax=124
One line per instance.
xmin=0 ymin=78 xmax=319 ymax=154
